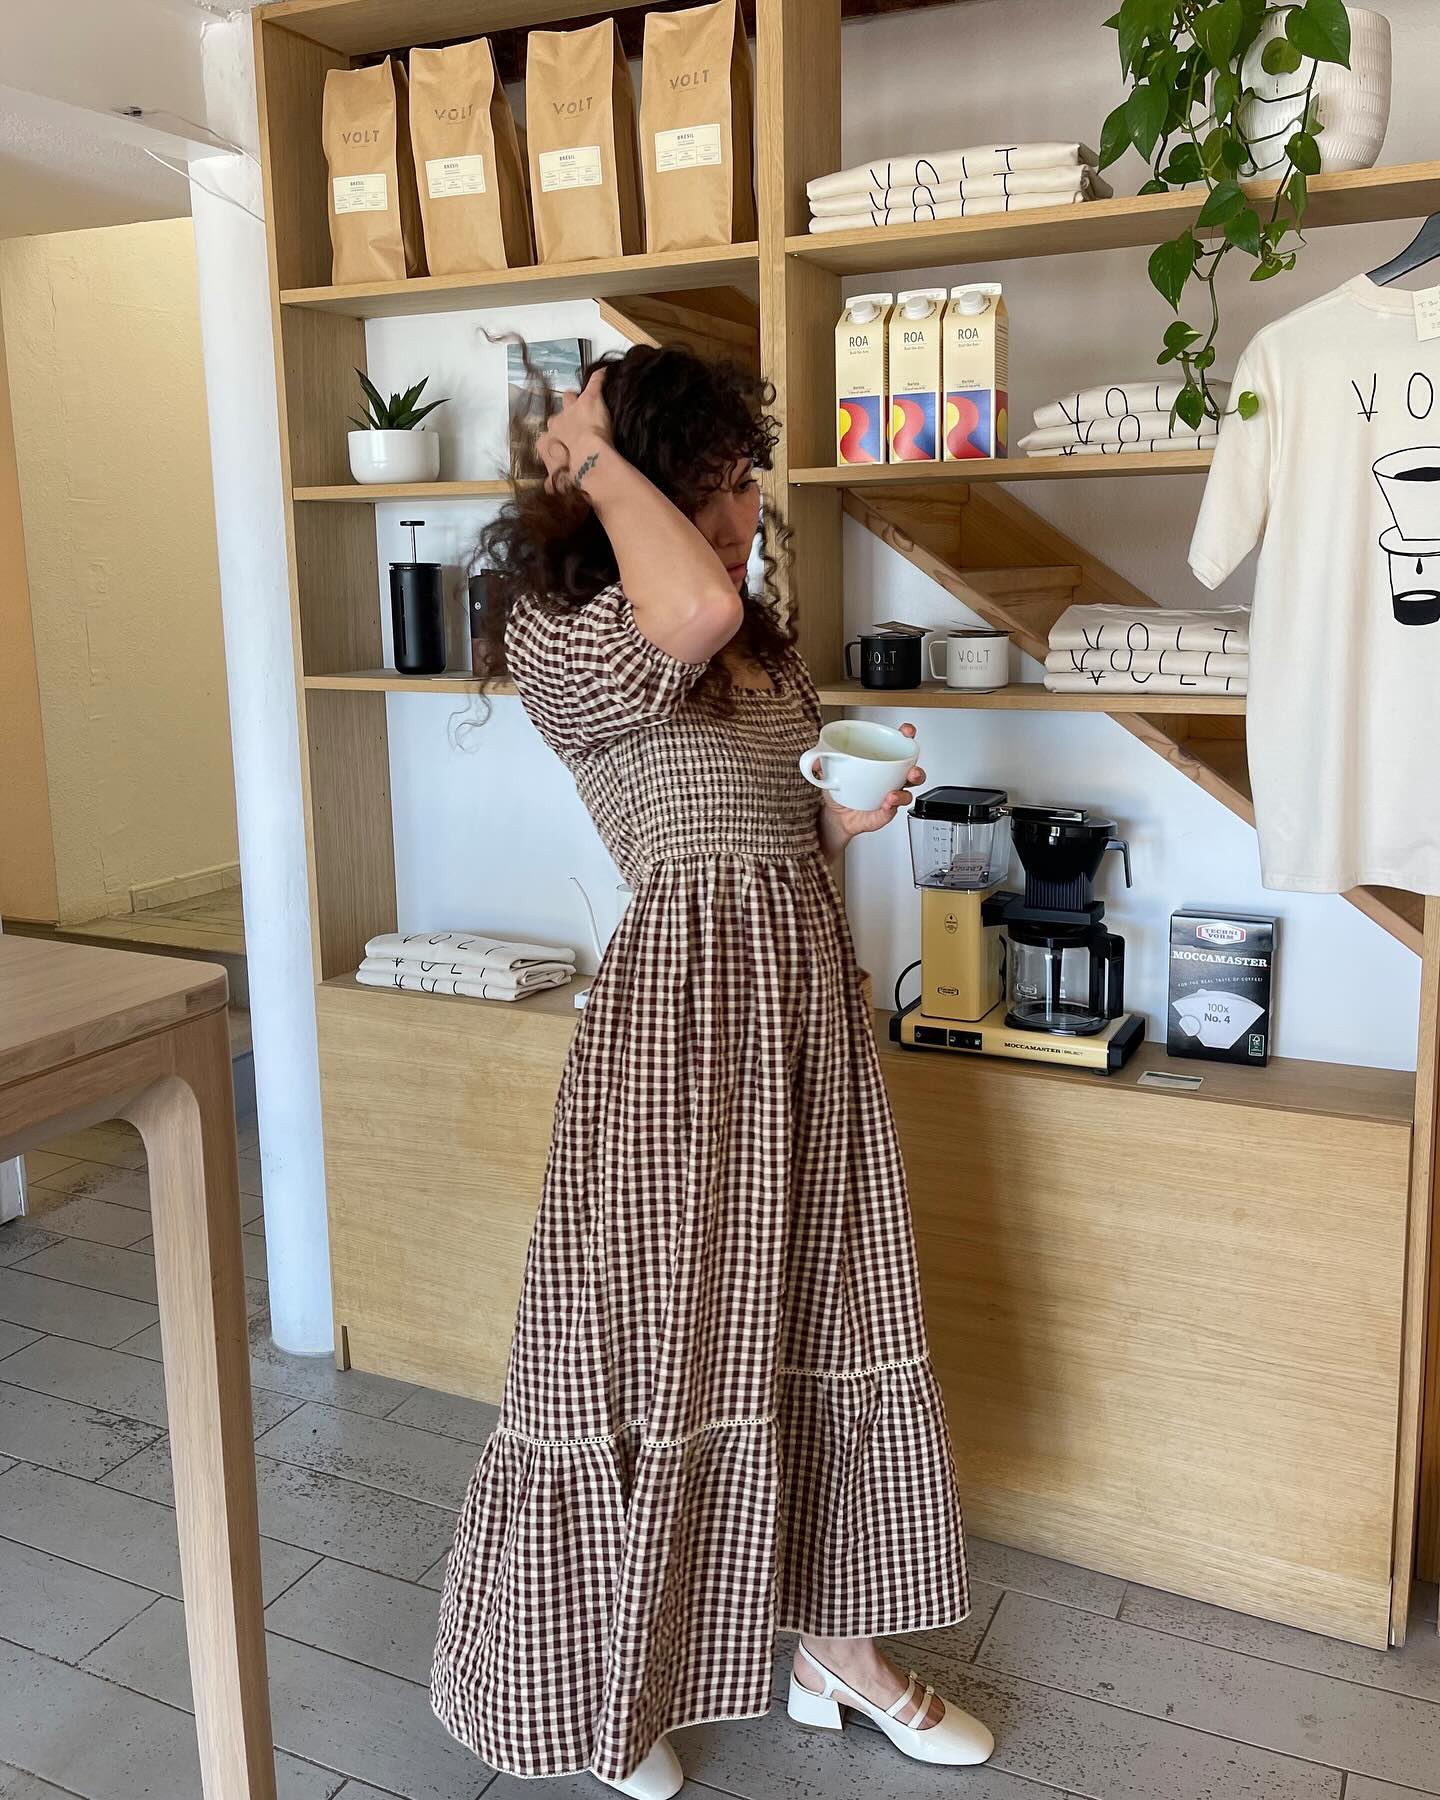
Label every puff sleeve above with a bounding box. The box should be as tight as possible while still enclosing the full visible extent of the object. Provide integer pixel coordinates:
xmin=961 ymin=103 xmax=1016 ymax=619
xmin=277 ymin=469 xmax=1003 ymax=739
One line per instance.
xmin=505 ymin=581 xmax=713 ymax=759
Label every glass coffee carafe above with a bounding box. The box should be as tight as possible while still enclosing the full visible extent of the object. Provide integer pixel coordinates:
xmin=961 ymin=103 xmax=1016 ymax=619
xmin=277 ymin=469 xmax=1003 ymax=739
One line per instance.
xmin=1005 ymin=919 xmax=1125 ymax=1036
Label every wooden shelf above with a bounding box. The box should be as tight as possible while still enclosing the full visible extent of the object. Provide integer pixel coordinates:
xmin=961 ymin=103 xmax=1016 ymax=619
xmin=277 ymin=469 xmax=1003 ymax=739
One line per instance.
xmin=320 ymin=971 xmax=591 ymax=1014
xmin=304 ymin=670 xmax=513 ymax=694
xmin=281 ymin=242 xmax=759 ymax=319
xmin=793 ymin=450 xmax=1213 ymax=486
xmin=788 ymin=159 xmax=1440 ymax=275
xmin=294 ymin=481 xmax=513 ymax=502
xmin=260 ymin=0 xmax=963 ymax=56
xmin=874 ymin=1021 xmax=1415 ymax=1128
xmin=816 ymin=679 xmax=1245 ymax=714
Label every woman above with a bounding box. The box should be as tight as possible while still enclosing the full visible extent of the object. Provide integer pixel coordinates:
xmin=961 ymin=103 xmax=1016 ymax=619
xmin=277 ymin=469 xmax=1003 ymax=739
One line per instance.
xmin=429 ymin=345 xmax=992 ymax=1798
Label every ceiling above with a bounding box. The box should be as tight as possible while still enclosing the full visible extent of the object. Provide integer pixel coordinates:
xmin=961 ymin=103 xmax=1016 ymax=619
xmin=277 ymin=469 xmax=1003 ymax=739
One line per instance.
xmin=0 ymin=0 xmax=225 ymax=240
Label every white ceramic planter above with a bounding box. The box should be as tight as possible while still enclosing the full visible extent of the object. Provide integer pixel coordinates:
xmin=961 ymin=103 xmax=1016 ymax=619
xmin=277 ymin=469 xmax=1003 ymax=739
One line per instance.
xmin=347 ymin=428 xmax=442 ymax=485
xmin=1238 ymin=6 xmax=1391 ymax=176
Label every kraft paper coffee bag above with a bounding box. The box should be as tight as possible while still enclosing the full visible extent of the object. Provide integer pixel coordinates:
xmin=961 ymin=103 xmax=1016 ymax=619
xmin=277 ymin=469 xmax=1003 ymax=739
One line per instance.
xmin=640 ymin=0 xmax=756 ymax=252
xmin=525 ymin=20 xmax=644 ymax=263
xmin=322 ymin=56 xmax=426 ymax=284
xmin=409 ymin=39 xmax=533 ymax=276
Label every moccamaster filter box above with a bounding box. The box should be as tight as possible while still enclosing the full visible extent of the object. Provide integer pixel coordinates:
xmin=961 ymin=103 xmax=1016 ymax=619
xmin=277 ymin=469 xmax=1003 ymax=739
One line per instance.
xmin=1167 ymin=910 xmax=1277 ymax=1067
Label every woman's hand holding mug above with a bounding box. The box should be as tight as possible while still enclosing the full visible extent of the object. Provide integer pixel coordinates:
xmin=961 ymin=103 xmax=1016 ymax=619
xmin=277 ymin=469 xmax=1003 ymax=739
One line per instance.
xmin=800 ymin=720 xmax=924 ymax=848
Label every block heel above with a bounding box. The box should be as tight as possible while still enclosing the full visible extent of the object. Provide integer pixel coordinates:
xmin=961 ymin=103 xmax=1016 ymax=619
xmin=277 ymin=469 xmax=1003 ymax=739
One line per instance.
xmin=786 ymin=1672 xmax=845 ymax=1731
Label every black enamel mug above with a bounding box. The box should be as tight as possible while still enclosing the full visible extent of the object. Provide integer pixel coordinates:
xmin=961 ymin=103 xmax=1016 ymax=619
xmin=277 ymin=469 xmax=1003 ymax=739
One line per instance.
xmin=845 ymin=632 xmax=923 ymax=689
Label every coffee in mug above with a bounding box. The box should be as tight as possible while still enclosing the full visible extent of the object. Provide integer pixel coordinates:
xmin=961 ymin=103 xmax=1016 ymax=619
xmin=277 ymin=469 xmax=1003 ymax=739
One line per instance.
xmin=797 ymin=720 xmax=919 ymax=812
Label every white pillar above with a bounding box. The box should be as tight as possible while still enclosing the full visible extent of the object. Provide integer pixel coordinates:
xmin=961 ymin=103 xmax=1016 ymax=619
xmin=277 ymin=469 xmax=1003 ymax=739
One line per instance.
xmin=189 ymin=17 xmax=332 ymax=1356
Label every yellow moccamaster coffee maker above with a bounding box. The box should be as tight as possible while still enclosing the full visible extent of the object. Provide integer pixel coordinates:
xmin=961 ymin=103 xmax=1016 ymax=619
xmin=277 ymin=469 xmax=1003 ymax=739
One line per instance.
xmin=891 ymin=785 xmax=1144 ymax=1073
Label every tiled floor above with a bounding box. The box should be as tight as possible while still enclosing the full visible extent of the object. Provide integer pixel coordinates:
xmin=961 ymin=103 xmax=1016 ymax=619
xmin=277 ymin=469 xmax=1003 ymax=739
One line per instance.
xmin=4 ymin=1126 xmax=1440 ymax=1800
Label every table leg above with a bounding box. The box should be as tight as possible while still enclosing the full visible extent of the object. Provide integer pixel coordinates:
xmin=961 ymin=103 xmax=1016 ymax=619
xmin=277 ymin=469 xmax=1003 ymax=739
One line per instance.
xmin=121 ymin=1006 xmax=277 ymax=1800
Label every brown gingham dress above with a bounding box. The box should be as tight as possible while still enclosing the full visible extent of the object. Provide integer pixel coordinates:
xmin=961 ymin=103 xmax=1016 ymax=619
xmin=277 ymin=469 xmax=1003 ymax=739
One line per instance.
xmin=429 ymin=581 xmax=970 ymax=1785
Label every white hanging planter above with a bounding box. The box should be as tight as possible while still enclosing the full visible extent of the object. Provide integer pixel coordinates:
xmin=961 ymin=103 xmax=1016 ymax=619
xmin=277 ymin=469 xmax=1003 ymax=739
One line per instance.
xmin=1238 ymin=6 xmax=1392 ymax=176
xmin=347 ymin=428 xmax=442 ymax=485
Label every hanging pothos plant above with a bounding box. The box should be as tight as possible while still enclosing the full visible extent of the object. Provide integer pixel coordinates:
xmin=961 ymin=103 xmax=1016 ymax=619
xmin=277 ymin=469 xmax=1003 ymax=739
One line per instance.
xmin=1098 ymin=0 xmax=1353 ymax=426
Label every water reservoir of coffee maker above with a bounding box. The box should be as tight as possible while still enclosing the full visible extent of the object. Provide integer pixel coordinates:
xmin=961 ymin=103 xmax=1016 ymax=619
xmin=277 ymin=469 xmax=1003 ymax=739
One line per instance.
xmin=908 ymin=786 xmax=1011 ymax=890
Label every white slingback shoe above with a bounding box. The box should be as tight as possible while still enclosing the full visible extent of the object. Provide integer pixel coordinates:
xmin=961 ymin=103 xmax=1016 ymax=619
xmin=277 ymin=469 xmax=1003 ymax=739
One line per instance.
xmin=787 ymin=1639 xmax=995 ymax=1766
xmin=591 ymin=1732 xmax=684 ymax=1799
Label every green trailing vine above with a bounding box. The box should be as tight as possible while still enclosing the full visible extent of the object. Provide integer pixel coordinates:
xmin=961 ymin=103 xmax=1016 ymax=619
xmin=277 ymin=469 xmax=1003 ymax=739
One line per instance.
xmin=1098 ymin=0 xmax=1353 ymax=425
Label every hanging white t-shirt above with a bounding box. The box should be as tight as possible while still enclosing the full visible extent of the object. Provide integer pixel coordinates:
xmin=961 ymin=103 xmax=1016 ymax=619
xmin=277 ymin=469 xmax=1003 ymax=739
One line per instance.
xmin=1189 ymin=274 xmax=1440 ymax=894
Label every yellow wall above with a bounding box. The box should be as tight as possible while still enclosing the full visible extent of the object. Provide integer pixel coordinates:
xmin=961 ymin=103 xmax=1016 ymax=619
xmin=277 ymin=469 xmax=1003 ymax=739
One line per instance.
xmin=0 ymin=287 xmax=58 ymax=924
xmin=0 ymin=218 xmax=237 ymax=926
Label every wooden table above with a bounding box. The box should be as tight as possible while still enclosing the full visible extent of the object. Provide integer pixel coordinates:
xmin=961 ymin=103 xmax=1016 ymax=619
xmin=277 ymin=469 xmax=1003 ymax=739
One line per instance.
xmin=0 ymin=935 xmax=275 ymax=1798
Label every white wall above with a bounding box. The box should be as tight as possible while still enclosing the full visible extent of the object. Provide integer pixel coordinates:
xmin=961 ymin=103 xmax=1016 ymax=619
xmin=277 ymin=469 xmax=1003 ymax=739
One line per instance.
xmin=363 ymin=0 xmax=1435 ymax=1071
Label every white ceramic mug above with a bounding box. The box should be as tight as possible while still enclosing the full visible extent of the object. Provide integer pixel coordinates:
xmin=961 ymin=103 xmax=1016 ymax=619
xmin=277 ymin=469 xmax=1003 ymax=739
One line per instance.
xmin=797 ymin=720 xmax=918 ymax=812
xmin=927 ymin=629 xmax=1011 ymax=691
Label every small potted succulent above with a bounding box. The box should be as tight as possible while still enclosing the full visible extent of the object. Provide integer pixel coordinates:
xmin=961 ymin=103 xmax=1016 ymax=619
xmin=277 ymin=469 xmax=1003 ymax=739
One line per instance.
xmin=348 ymin=370 xmax=448 ymax=485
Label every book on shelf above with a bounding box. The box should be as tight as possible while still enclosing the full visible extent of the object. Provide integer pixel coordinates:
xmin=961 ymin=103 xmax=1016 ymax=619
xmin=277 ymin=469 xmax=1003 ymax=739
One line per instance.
xmin=507 ymin=337 xmax=589 ymax=479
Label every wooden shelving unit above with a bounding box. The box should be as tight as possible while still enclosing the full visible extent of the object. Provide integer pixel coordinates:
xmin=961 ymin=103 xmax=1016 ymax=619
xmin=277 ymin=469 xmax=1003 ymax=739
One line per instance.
xmin=281 ymin=241 xmax=760 ymax=317
xmin=788 ymin=158 xmax=1440 ymax=275
xmin=793 ymin=448 xmax=1214 ymax=484
xmin=815 ymin=679 xmax=1245 ymax=713
xmin=252 ymin=0 xmax=1440 ymax=1655
xmin=294 ymin=480 xmax=512 ymax=502
xmin=303 ymin=669 xmax=508 ymax=694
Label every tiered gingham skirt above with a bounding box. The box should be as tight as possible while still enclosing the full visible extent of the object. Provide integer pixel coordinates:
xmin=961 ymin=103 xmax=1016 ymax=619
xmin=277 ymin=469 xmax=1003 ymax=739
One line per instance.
xmin=429 ymin=850 xmax=970 ymax=1785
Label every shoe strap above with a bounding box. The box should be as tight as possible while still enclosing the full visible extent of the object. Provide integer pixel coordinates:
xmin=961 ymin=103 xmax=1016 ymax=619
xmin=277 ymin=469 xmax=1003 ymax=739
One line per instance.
xmin=885 ymin=1669 xmax=919 ymax=1719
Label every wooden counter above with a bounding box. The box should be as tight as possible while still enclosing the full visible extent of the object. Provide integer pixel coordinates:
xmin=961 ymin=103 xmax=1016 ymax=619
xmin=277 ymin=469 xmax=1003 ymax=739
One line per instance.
xmin=315 ymin=976 xmax=1414 ymax=1650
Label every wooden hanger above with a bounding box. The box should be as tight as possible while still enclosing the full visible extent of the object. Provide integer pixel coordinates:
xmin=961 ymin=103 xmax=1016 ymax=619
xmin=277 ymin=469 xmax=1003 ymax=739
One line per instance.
xmin=1368 ymin=213 xmax=1440 ymax=284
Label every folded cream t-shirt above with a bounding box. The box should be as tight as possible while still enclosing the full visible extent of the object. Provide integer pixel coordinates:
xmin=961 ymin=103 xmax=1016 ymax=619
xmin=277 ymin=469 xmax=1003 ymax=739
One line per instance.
xmin=1189 ymin=275 xmax=1440 ymax=894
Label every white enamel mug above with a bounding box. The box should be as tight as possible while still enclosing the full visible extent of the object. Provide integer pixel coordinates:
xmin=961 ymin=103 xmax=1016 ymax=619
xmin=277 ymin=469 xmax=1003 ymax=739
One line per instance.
xmin=798 ymin=720 xmax=919 ymax=812
xmin=927 ymin=628 xmax=1011 ymax=691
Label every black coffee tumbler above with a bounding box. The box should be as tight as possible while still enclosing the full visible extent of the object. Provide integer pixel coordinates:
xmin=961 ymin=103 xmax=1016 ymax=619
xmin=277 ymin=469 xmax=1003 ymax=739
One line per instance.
xmin=391 ymin=520 xmax=447 ymax=675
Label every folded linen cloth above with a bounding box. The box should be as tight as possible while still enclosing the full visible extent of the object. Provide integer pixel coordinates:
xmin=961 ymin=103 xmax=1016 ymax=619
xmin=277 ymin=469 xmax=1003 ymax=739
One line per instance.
xmin=363 ymin=930 xmax=576 ymax=975
xmin=1020 ymin=411 xmax=1220 ymax=452
xmin=1044 ymin=669 xmax=1246 ymax=694
xmin=809 ymin=189 xmax=1095 ymax=233
xmin=1034 ymin=379 xmax=1230 ymax=429
xmin=1050 ymin=604 xmax=1250 ymax=656
xmin=1030 ymin=433 xmax=1217 ymax=457
xmin=1046 ymin=648 xmax=1248 ymax=679
xmin=807 ymin=142 xmax=1098 ymax=203
xmin=359 ymin=953 xmax=573 ymax=992
xmin=355 ymin=965 xmax=573 ymax=1002
xmin=808 ymin=165 xmax=1109 ymax=216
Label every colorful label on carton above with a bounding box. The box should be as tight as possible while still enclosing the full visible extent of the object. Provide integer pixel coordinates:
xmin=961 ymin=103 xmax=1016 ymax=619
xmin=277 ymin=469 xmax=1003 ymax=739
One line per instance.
xmin=836 ymin=301 xmax=890 ymax=465
xmin=838 ymin=396 xmax=885 ymax=464
xmin=889 ymin=298 xmax=944 ymax=462
xmin=943 ymin=290 xmax=1010 ymax=460
xmin=538 ymin=146 xmax=603 ymax=191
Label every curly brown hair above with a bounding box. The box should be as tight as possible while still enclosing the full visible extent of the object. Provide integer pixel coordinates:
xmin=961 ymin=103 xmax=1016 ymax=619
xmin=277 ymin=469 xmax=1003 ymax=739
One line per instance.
xmin=471 ymin=341 xmax=794 ymax=714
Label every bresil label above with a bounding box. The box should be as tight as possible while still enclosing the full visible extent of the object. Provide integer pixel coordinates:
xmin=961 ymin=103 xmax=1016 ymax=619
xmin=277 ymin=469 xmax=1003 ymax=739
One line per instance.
xmin=654 ymin=123 xmax=722 ymax=172
xmin=332 ymin=173 xmax=388 ymax=214
xmin=538 ymin=145 xmax=604 ymax=191
xmin=425 ymin=154 xmax=487 ymax=199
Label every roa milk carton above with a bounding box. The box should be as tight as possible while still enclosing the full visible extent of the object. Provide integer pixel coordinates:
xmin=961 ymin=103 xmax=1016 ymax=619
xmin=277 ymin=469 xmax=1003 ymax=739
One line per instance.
xmin=888 ymin=287 xmax=946 ymax=462
xmin=943 ymin=283 xmax=1008 ymax=460
xmin=835 ymin=292 xmax=892 ymax=465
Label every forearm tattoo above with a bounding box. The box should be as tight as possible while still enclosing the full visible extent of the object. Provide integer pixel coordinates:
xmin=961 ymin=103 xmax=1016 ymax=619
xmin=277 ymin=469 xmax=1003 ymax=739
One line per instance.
xmin=574 ymin=452 xmax=599 ymax=487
